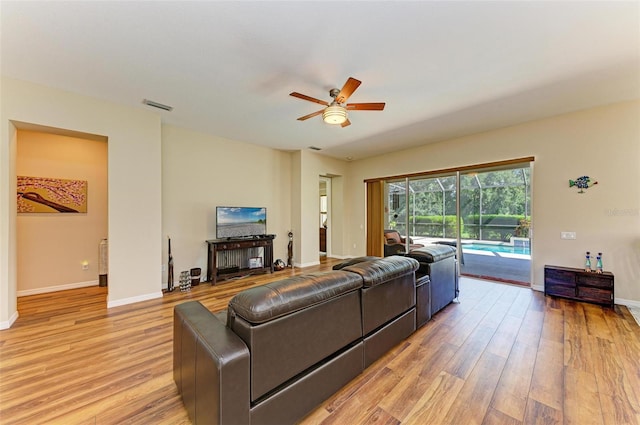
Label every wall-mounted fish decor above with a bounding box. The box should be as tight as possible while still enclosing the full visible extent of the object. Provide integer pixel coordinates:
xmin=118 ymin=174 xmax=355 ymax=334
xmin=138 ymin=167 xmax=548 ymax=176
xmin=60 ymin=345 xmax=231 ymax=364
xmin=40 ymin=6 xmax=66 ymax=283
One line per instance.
xmin=569 ymin=176 xmax=598 ymax=193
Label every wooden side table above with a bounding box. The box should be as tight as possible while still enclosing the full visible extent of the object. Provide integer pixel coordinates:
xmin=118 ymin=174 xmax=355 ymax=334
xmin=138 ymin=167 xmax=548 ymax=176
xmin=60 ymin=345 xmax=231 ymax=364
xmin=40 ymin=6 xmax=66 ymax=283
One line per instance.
xmin=544 ymin=265 xmax=614 ymax=307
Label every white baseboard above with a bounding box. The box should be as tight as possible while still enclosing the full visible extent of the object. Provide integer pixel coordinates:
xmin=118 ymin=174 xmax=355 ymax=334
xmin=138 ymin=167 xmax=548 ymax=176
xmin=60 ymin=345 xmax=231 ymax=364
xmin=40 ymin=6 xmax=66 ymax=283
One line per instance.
xmin=17 ymin=280 xmax=99 ymax=297
xmin=329 ymin=254 xmax=351 ymax=260
xmin=0 ymin=311 xmax=19 ymax=330
xmin=107 ymin=291 xmax=163 ymax=309
xmin=294 ymin=260 xmax=321 ymax=268
xmin=615 ymin=298 xmax=640 ymax=308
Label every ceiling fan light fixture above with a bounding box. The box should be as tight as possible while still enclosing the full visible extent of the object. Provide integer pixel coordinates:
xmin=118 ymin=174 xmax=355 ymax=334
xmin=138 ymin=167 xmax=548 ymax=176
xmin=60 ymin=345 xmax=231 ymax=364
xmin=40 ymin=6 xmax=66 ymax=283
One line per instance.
xmin=322 ymin=105 xmax=348 ymax=125
xmin=291 ymin=77 xmax=383 ymax=127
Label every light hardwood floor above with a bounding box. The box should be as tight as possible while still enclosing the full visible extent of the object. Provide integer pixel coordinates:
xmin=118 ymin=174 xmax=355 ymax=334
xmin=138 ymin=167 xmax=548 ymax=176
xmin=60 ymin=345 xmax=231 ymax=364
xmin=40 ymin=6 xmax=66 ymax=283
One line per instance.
xmin=1 ymin=258 xmax=639 ymax=425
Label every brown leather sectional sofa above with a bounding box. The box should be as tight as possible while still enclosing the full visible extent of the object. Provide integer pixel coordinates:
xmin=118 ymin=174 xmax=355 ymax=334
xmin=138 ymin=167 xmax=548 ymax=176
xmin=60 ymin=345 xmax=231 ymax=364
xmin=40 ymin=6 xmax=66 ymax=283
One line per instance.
xmin=173 ymin=256 xmax=420 ymax=425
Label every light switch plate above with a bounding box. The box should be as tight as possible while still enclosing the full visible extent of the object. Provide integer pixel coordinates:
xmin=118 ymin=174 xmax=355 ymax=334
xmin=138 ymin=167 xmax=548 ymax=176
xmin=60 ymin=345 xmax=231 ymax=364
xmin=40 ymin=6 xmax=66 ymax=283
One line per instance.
xmin=561 ymin=231 xmax=576 ymax=240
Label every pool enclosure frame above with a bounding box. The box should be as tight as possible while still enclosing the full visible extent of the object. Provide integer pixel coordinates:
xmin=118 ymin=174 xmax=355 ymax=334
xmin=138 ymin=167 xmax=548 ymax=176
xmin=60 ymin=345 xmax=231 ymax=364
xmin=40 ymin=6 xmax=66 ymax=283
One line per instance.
xmin=387 ymin=169 xmax=530 ymax=242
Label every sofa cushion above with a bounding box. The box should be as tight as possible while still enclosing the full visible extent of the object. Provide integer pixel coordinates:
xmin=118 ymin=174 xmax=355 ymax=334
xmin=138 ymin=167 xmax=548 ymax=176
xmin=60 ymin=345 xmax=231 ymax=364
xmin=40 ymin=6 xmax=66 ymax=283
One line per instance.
xmin=228 ymin=271 xmax=362 ymax=324
xmin=407 ymin=244 xmax=456 ymax=263
xmin=342 ymin=256 xmax=418 ymax=287
xmin=332 ymin=256 xmax=380 ymax=270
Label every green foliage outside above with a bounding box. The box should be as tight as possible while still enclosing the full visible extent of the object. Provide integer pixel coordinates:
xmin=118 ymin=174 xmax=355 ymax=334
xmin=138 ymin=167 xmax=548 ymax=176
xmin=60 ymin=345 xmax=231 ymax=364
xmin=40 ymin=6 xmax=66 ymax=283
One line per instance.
xmin=387 ymin=168 xmax=531 ymax=241
xmin=514 ymin=218 xmax=531 ymax=238
xmin=463 ymin=214 xmax=526 ymax=241
xmin=397 ymin=215 xmax=462 ymax=238
xmin=390 ymin=215 xmax=464 ymax=238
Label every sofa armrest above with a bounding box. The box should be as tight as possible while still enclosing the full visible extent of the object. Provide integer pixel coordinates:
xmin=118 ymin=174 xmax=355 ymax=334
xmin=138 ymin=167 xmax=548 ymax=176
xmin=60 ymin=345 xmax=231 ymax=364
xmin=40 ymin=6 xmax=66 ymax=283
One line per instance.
xmin=174 ymin=301 xmax=250 ymax=425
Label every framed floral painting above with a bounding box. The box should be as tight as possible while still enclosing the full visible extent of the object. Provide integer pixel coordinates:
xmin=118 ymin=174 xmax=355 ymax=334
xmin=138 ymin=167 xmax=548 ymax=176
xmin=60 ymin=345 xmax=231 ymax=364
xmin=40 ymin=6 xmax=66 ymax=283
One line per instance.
xmin=17 ymin=176 xmax=87 ymax=213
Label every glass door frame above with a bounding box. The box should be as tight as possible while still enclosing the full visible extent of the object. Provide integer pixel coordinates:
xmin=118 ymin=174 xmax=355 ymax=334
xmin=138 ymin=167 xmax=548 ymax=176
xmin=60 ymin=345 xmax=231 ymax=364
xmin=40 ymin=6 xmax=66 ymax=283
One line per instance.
xmin=378 ymin=157 xmax=533 ymax=285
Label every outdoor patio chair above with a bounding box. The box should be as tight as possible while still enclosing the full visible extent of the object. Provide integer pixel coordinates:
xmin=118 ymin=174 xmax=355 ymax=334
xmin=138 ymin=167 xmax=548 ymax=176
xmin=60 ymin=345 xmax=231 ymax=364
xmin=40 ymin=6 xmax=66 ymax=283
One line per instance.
xmin=384 ymin=229 xmax=424 ymax=256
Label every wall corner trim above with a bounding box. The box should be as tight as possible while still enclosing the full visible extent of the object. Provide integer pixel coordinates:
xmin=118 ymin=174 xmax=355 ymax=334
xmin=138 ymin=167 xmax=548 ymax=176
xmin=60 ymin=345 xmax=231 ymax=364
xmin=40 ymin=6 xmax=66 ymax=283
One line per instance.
xmin=0 ymin=311 xmax=19 ymax=330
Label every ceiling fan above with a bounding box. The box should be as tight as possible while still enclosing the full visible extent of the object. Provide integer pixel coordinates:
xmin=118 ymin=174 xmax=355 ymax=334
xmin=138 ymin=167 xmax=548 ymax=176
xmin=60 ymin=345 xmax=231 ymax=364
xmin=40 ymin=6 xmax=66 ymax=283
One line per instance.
xmin=290 ymin=77 xmax=385 ymax=127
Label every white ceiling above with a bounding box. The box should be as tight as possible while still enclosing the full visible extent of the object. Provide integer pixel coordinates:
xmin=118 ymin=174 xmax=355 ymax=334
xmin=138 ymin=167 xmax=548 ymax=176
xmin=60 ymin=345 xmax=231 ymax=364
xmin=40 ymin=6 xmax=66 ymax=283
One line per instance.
xmin=2 ymin=1 xmax=639 ymax=160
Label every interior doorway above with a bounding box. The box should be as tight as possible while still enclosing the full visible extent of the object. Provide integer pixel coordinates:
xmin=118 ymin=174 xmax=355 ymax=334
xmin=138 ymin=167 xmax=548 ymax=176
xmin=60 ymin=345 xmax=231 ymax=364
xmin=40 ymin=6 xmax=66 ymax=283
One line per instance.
xmin=319 ymin=177 xmax=331 ymax=257
xmin=16 ymin=126 xmax=108 ymax=300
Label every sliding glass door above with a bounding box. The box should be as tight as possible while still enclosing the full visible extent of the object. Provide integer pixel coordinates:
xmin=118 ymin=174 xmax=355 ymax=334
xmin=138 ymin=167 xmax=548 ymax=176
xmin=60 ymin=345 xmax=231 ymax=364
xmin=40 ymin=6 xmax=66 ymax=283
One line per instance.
xmin=407 ymin=175 xmax=457 ymax=245
xmin=381 ymin=161 xmax=532 ymax=285
xmin=386 ymin=179 xmax=407 ymax=236
xmin=458 ymin=167 xmax=531 ymax=284
xmin=385 ymin=175 xmax=457 ymax=250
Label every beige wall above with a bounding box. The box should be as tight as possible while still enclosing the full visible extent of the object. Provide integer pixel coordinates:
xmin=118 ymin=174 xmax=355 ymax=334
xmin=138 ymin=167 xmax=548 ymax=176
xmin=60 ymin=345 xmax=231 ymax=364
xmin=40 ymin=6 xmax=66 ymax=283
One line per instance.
xmin=161 ymin=125 xmax=292 ymax=283
xmin=347 ymin=100 xmax=640 ymax=303
xmin=16 ymin=130 xmax=108 ymax=294
xmin=2 ymin=77 xmax=637 ymax=329
xmin=0 ymin=119 xmax=18 ymax=328
xmin=292 ymin=151 xmax=349 ymax=266
xmin=290 ymin=151 xmax=302 ymax=267
xmin=1 ymin=77 xmax=163 ymax=328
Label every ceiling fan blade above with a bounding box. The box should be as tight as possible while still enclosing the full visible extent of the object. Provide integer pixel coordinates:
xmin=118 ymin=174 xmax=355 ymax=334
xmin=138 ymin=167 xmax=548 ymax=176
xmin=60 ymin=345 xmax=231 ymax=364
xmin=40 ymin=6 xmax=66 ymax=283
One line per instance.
xmin=290 ymin=92 xmax=329 ymax=106
xmin=346 ymin=102 xmax=386 ymax=111
xmin=341 ymin=119 xmax=351 ymax=128
xmin=297 ymin=109 xmax=324 ymax=121
xmin=335 ymin=77 xmax=362 ymax=104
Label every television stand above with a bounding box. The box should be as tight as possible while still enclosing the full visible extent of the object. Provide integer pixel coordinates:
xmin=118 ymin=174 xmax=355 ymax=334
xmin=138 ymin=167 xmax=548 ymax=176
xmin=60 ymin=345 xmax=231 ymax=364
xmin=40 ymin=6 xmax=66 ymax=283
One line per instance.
xmin=206 ymin=235 xmax=275 ymax=284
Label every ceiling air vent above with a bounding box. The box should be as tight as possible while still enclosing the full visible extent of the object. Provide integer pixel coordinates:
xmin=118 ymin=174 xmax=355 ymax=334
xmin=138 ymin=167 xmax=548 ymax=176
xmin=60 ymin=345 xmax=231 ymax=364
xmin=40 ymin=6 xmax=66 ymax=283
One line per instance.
xmin=142 ymin=99 xmax=173 ymax=111
xmin=308 ymin=146 xmax=322 ymax=151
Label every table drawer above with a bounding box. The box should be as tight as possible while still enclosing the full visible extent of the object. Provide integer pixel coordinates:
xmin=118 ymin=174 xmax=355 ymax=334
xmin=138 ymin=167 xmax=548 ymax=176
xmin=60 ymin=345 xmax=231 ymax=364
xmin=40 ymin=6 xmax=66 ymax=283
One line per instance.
xmin=577 ymin=286 xmax=613 ymax=304
xmin=545 ymin=268 xmax=575 ymax=285
xmin=546 ymin=284 xmax=576 ymax=298
xmin=576 ymin=274 xmax=613 ymax=289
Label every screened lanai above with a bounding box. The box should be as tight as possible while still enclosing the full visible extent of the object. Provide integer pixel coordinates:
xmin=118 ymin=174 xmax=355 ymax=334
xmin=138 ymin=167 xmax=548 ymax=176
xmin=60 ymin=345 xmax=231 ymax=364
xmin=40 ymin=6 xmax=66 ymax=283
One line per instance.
xmin=385 ymin=166 xmax=531 ymax=284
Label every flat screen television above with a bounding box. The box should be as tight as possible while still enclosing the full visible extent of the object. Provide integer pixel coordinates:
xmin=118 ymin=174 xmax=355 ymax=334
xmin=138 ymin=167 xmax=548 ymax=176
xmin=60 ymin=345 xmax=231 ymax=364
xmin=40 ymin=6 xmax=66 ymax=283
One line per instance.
xmin=216 ymin=207 xmax=267 ymax=239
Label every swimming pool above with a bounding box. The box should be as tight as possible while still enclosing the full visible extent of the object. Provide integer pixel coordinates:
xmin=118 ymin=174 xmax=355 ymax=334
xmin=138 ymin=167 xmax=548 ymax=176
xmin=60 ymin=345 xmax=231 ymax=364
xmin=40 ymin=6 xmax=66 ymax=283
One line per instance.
xmin=463 ymin=243 xmax=530 ymax=255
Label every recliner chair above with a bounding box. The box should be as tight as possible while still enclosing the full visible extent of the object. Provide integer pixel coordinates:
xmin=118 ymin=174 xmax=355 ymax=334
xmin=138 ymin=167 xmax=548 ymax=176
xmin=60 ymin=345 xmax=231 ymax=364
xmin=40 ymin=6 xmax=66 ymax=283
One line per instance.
xmin=383 ymin=229 xmax=424 ymax=256
xmin=406 ymin=245 xmax=459 ymax=316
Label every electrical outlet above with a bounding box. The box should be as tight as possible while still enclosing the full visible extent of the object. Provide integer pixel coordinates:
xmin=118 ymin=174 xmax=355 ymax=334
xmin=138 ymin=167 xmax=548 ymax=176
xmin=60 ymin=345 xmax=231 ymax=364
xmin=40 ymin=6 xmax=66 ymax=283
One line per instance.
xmin=161 ymin=264 xmax=166 ymax=272
xmin=561 ymin=231 xmax=576 ymax=240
